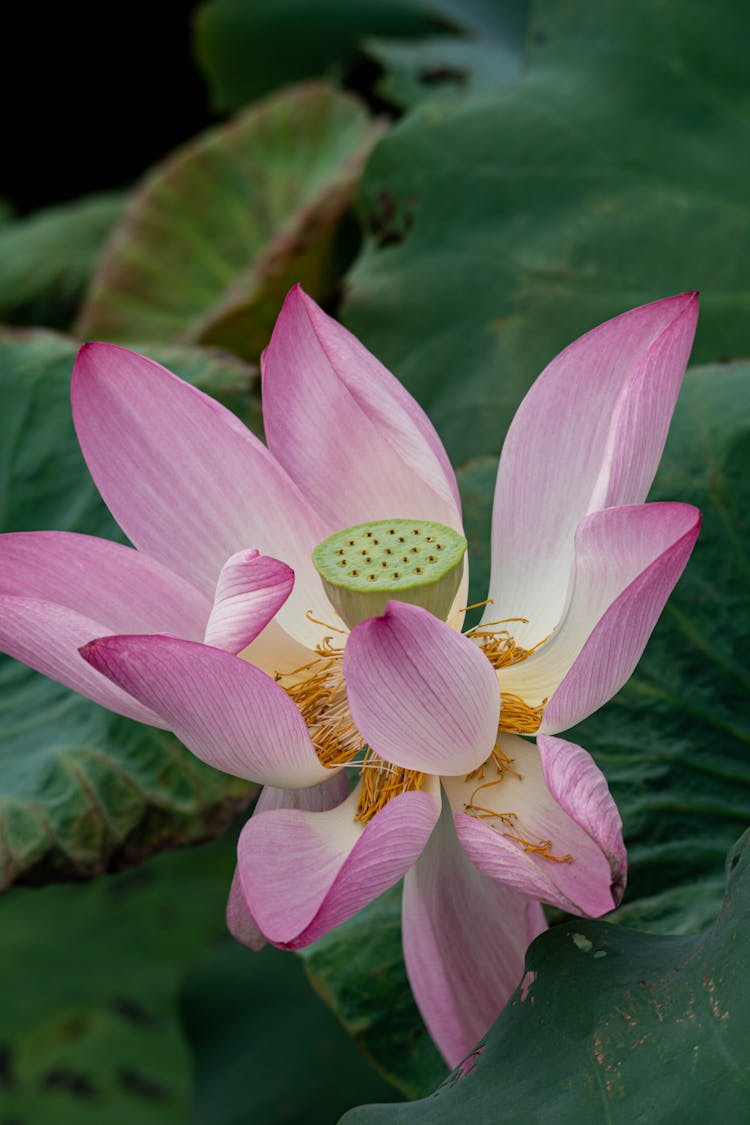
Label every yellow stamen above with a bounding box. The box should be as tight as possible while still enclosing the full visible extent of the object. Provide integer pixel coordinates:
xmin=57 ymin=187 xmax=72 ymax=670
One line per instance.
xmin=278 ymin=648 xmax=362 ymax=767
xmin=355 ymin=750 xmax=425 ymax=824
xmin=502 ymin=832 xmax=572 ymax=864
xmin=498 ymin=692 xmax=547 ymax=734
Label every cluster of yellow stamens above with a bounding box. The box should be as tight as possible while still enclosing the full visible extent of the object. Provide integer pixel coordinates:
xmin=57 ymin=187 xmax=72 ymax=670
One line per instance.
xmin=463 ymin=743 xmax=572 ymax=863
xmin=464 ymin=611 xmax=548 ymax=734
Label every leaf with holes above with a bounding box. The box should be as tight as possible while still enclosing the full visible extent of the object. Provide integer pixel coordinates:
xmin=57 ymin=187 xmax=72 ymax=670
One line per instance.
xmin=344 ymin=0 xmax=750 ymax=465
xmin=342 ymin=830 xmax=750 ymax=1122
xmin=0 ymin=832 xmax=235 ymax=1124
xmin=77 ymin=83 xmax=383 ymax=363
xmin=0 ymin=330 xmax=261 ymax=888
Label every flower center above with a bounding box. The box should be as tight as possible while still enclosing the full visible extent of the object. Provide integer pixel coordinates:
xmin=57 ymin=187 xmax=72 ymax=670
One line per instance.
xmin=312 ymin=518 xmax=467 ymax=629
xmin=464 ymin=616 xmax=548 ymax=733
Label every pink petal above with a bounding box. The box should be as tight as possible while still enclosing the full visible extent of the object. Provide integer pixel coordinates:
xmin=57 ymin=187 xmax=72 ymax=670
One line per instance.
xmin=261 ymin=286 xmax=462 ymax=531
xmin=0 ymin=596 xmax=164 ymax=725
xmin=238 ymin=781 xmax=441 ymax=948
xmin=484 ymin=293 xmax=698 ymax=648
xmin=0 ymin=530 xmax=209 ymax=638
xmin=503 ymin=503 xmax=700 ymax=733
xmin=80 ymin=633 xmax=331 ymax=787
xmin=226 ymin=868 xmax=267 ymax=952
xmin=344 ymin=602 xmax=499 ymax=775
xmin=72 ymin=342 xmax=331 ymax=648
xmin=445 ymin=733 xmax=624 ymax=917
xmin=403 ymin=806 xmax=546 ymax=1068
xmin=227 ymin=774 xmax=349 ymax=952
xmin=203 ymin=549 xmax=294 ymax=654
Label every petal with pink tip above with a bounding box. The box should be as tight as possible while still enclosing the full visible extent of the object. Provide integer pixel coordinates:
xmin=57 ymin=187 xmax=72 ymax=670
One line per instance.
xmin=484 ymin=293 xmax=698 ymax=648
xmin=496 ymin=503 xmax=700 ymax=732
xmin=72 ymin=343 xmax=330 ymax=648
xmin=0 ymin=531 xmax=210 ymax=638
xmin=203 ymin=549 xmax=294 ymax=654
xmin=227 ymin=773 xmax=349 ymax=952
xmin=344 ymin=602 xmax=499 ymax=776
xmin=239 ymin=781 xmax=441 ymax=948
xmin=403 ymin=804 xmax=546 ymax=1068
xmin=262 ymin=286 xmax=462 ymax=531
xmin=80 ymin=634 xmax=330 ymax=787
xmin=445 ymin=734 xmax=624 ymax=917
xmin=0 ymin=596 xmax=164 ymax=725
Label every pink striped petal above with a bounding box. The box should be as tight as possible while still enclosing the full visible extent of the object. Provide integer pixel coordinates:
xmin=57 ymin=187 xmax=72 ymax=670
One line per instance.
xmin=204 ymin=549 xmax=294 ymax=654
xmin=72 ymin=342 xmax=330 ymax=648
xmin=484 ymin=293 xmax=698 ymax=648
xmin=403 ymin=806 xmax=546 ymax=1067
xmin=80 ymin=634 xmax=330 ymax=787
xmin=238 ymin=781 xmax=441 ymax=948
xmin=445 ymin=734 xmax=624 ymax=917
xmin=262 ymin=286 xmax=462 ymax=531
xmin=227 ymin=774 xmax=349 ymax=952
xmin=344 ymin=602 xmax=499 ymax=775
xmin=0 ymin=531 xmax=209 ymax=638
xmin=0 ymin=596 xmax=164 ymax=725
xmin=496 ymin=503 xmax=700 ymax=732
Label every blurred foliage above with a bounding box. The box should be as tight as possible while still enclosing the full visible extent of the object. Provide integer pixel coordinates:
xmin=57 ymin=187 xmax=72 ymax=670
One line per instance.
xmin=0 ymin=193 xmax=124 ymax=331
xmin=194 ymin=0 xmax=527 ymax=111
xmin=0 ymin=331 xmax=261 ymax=889
xmin=342 ymin=830 xmax=750 ymax=1122
xmin=0 ymin=831 xmax=234 ymax=1124
xmin=344 ymin=0 xmax=750 ymax=465
xmin=182 ymin=942 xmax=398 ymax=1123
xmin=300 ymin=361 xmax=750 ymax=1093
xmin=77 ymin=83 xmax=382 ymax=364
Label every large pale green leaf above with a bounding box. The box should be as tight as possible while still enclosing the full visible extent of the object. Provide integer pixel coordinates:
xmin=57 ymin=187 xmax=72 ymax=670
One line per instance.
xmin=193 ymin=0 xmax=527 ymax=112
xmin=0 ymin=831 xmax=235 ymax=1125
xmin=182 ymin=942 xmax=398 ymax=1123
xmin=0 ymin=193 xmax=124 ymax=330
xmin=77 ymin=84 xmax=382 ymax=362
xmin=0 ymin=330 xmax=261 ymax=888
xmin=344 ymin=0 xmax=750 ymax=465
xmin=342 ymin=830 xmax=750 ymax=1122
xmin=302 ymin=360 xmax=750 ymax=1092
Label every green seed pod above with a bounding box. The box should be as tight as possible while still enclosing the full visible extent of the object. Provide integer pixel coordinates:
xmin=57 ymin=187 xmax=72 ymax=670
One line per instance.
xmin=312 ymin=518 xmax=467 ymax=629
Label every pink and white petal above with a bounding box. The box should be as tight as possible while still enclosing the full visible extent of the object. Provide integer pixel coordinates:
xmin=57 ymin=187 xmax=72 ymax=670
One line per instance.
xmin=262 ymin=286 xmax=462 ymax=532
xmin=444 ymin=734 xmax=623 ymax=917
xmin=72 ymin=343 xmax=330 ymax=648
xmin=344 ymin=602 xmax=499 ymax=776
xmin=0 ymin=596 xmax=165 ymax=726
xmin=484 ymin=293 xmax=698 ymax=647
xmin=238 ymin=780 xmax=441 ymax=948
xmin=80 ymin=633 xmax=330 ymax=787
xmin=0 ymin=531 xmax=210 ymax=638
xmin=498 ymin=502 xmax=700 ymax=724
xmin=204 ymin=549 xmax=294 ymax=654
xmin=227 ymin=774 xmax=349 ymax=952
xmin=403 ymin=805 xmax=546 ymax=1068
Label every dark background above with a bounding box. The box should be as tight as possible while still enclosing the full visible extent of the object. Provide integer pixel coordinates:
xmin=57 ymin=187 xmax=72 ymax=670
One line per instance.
xmin=4 ymin=2 xmax=213 ymax=213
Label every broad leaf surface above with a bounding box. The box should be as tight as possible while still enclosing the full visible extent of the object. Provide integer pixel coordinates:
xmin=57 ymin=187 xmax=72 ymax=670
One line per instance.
xmin=304 ymin=361 xmax=750 ymax=1093
xmin=0 ymin=193 xmax=124 ymax=330
xmin=77 ymin=84 xmax=382 ymax=363
xmin=194 ymin=0 xmax=527 ymax=111
xmin=345 ymin=0 xmax=750 ymax=465
xmin=0 ymin=831 xmax=235 ymax=1124
xmin=0 ymin=331 xmax=261 ymax=888
xmin=181 ymin=942 xmax=399 ymax=1124
xmin=342 ymin=830 xmax=750 ymax=1122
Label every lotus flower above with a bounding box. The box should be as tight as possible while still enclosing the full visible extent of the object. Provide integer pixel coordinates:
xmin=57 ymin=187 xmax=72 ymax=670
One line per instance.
xmin=0 ymin=287 xmax=700 ymax=1066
